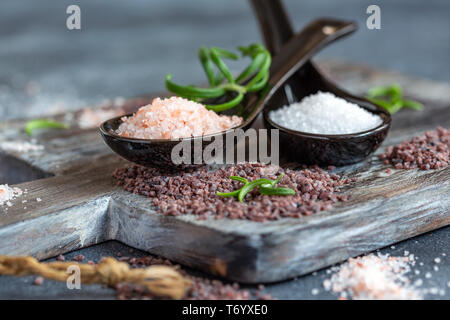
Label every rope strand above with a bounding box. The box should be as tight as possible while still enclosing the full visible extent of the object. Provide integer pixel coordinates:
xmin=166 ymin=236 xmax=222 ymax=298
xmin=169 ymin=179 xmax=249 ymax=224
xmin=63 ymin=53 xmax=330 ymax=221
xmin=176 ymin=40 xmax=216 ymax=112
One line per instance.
xmin=0 ymin=255 xmax=191 ymax=299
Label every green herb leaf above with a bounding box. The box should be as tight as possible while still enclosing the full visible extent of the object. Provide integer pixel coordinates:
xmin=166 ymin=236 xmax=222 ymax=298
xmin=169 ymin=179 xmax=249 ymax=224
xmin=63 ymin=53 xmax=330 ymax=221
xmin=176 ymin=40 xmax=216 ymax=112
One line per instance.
xmin=366 ymin=84 xmax=423 ymax=114
xmin=238 ymin=178 xmax=273 ymax=202
xmin=25 ymin=119 xmax=69 ymax=136
xmin=270 ymin=173 xmax=284 ymax=186
xmin=198 ymin=47 xmax=216 ymax=86
xmin=259 ymin=186 xmax=296 ymax=196
xmin=216 ymin=174 xmax=295 ymax=202
xmin=165 ymin=74 xmax=226 ymax=99
xmin=216 ymin=190 xmax=241 ymax=198
xmin=165 ymin=43 xmax=271 ymax=113
xmin=229 ymin=176 xmax=249 ymax=184
xmin=209 ymin=47 xmax=235 ymax=84
xmin=401 ymin=99 xmax=424 ymax=110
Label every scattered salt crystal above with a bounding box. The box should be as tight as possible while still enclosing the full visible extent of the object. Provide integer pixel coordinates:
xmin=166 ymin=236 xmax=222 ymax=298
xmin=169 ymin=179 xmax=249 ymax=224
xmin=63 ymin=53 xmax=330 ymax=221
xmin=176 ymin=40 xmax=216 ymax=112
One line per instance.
xmin=429 ymin=288 xmax=439 ymax=295
xmin=434 ymin=257 xmax=441 ymax=263
xmin=116 ymin=97 xmax=242 ymax=139
xmin=311 ymin=288 xmax=319 ymax=296
xmin=78 ymin=107 xmax=124 ymax=129
xmin=447 ymin=282 xmax=450 ymax=288
xmin=433 ymin=266 xmax=439 ymax=272
xmin=323 ymin=279 xmax=332 ymax=291
xmin=269 ymin=91 xmax=382 ymax=135
xmin=36 ymin=198 xmax=42 ymax=202
xmin=414 ymin=279 xmax=423 ymax=287
xmin=425 ymin=272 xmax=432 ymax=279
xmin=404 ymin=250 xmax=409 ymax=256
xmin=414 ymin=270 xmax=420 ymax=275
xmin=22 ymin=200 xmax=27 ymax=203
xmin=0 ymin=185 xmax=23 ymax=206
xmin=391 ymin=246 xmax=396 ymax=249
xmin=0 ymin=140 xmax=44 ymax=153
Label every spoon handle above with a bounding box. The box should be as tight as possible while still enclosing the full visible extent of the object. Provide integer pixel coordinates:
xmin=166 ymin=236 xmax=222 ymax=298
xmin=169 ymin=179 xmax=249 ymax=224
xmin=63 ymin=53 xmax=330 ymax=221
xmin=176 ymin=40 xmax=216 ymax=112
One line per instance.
xmin=268 ymin=17 xmax=357 ymax=92
xmin=250 ymin=0 xmax=295 ymax=54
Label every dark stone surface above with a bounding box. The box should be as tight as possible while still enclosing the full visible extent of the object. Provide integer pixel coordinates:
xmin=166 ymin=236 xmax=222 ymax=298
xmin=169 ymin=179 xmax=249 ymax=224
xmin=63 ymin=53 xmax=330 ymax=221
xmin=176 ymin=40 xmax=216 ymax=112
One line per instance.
xmin=0 ymin=0 xmax=448 ymax=299
xmin=0 ymin=230 xmax=448 ymax=300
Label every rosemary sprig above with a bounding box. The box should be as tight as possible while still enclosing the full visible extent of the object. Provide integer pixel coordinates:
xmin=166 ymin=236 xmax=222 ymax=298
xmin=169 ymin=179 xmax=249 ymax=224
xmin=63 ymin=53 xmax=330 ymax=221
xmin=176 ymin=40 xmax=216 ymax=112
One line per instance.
xmin=25 ymin=119 xmax=69 ymax=136
xmin=165 ymin=43 xmax=271 ymax=112
xmin=216 ymin=173 xmax=295 ymax=202
xmin=366 ymin=84 xmax=424 ymax=114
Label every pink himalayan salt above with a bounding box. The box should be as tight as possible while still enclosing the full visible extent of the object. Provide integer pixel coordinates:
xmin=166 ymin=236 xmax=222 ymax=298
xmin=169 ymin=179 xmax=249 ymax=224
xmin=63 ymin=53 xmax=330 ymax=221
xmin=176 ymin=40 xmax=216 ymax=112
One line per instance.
xmin=323 ymin=253 xmax=422 ymax=300
xmin=116 ymin=97 xmax=242 ymax=140
xmin=78 ymin=107 xmax=124 ymax=129
xmin=0 ymin=184 xmax=23 ymax=206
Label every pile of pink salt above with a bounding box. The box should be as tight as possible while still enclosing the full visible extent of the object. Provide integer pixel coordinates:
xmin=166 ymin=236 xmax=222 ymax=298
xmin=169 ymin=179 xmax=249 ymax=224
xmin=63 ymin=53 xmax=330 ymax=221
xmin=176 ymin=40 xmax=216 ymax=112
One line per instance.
xmin=115 ymin=97 xmax=242 ymax=140
xmin=78 ymin=107 xmax=124 ymax=129
xmin=0 ymin=184 xmax=23 ymax=207
xmin=323 ymin=253 xmax=422 ymax=300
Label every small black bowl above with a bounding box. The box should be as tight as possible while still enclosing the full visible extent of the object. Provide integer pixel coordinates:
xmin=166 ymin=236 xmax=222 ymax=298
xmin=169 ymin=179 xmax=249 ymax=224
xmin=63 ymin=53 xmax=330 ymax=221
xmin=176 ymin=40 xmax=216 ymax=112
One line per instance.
xmin=99 ymin=114 xmax=254 ymax=169
xmin=263 ymin=93 xmax=391 ymax=166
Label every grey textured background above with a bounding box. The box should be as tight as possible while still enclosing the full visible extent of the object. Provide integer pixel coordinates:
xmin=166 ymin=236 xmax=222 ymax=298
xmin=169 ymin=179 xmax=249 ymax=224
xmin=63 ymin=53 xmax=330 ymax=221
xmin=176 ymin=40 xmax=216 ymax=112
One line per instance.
xmin=0 ymin=0 xmax=449 ymax=119
xmin=0 ymin=0 xmax=449 ymax=300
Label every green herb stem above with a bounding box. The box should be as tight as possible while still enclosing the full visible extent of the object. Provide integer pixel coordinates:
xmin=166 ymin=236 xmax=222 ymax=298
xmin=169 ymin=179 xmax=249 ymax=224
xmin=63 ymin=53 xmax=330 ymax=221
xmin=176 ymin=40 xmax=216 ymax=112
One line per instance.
xmin=25 ymin=119 xmax=69 ymax=136
xmin=366 ymin=84 xmax=424 ymax=114
xmin=166 ymin=43 xmax=271 ymax=113
xmin=216 ymin=174 xmax=295 ymax=203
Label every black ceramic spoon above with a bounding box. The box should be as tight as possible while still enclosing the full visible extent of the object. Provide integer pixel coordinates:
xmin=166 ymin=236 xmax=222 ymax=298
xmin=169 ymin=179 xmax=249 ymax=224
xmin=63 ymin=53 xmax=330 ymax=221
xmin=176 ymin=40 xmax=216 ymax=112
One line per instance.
xmin=100 ymin=18 xmax=360 ymax=169
xmin=252 ymin=0 xmax=391 ymax=166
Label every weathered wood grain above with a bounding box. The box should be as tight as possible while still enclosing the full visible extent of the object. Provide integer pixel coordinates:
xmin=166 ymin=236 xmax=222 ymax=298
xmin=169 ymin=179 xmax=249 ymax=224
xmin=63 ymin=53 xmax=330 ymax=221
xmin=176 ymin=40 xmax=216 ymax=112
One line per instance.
xmin=0 ymin=61 xmax=449 ymax=283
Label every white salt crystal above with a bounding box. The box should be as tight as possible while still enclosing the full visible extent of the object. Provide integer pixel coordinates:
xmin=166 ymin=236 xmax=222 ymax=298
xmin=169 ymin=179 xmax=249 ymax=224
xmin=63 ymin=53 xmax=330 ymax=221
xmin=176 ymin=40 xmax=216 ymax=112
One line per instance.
xmin=36 ymin=198 xmax=42 ymax=202
xmin=269 ymin=91 xmax=383 ymax=134
xmin=311 ymin=288 xmax=319 ymax=295
xmin=425 ymin=272 xmax=432 ymax=279
xmin=0 ymin=140 xmax=44 ymax=153
xmin=434 ymin=257 xmax=441 ymax=263
xmin=0 ymin=185 xmax=23 ymax=206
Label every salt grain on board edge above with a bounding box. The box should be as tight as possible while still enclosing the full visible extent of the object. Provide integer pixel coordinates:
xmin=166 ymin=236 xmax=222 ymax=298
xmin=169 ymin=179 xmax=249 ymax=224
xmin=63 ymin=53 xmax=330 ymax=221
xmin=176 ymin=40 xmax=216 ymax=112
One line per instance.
xmin=113 ymin=162 xmax=351 ymax=222
xmin=380 ymin=127 xmax=449 ymax=170
xmin=323 ymin=253 xmax=422 ymax=300
xmin=0 ymin=184 xmax=22 ymax=206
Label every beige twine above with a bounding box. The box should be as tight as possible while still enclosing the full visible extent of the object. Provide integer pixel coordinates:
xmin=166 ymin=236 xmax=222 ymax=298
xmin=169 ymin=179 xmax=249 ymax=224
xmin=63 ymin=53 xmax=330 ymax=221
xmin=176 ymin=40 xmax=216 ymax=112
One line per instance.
xmin=0 ymin=255 xmax=191 ymax=299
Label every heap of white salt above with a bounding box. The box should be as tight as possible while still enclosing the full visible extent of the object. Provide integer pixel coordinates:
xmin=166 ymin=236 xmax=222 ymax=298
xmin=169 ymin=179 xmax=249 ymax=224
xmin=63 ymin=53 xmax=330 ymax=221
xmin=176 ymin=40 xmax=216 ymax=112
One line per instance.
xmin=0 ymin=184 xmax=23 ymax=207
xmin=269 ymin=91 xmax=382 ymax=134
xmin=323 ymin=253 xmax=422 ymax=300
xmin=116 ymin=97 xmax=242 ymax=140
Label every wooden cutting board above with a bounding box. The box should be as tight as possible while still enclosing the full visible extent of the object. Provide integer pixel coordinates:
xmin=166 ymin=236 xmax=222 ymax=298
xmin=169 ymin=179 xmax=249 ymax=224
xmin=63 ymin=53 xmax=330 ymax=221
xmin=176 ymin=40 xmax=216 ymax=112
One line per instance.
xmin=0 ymin=61 xmax=449 ymax=283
